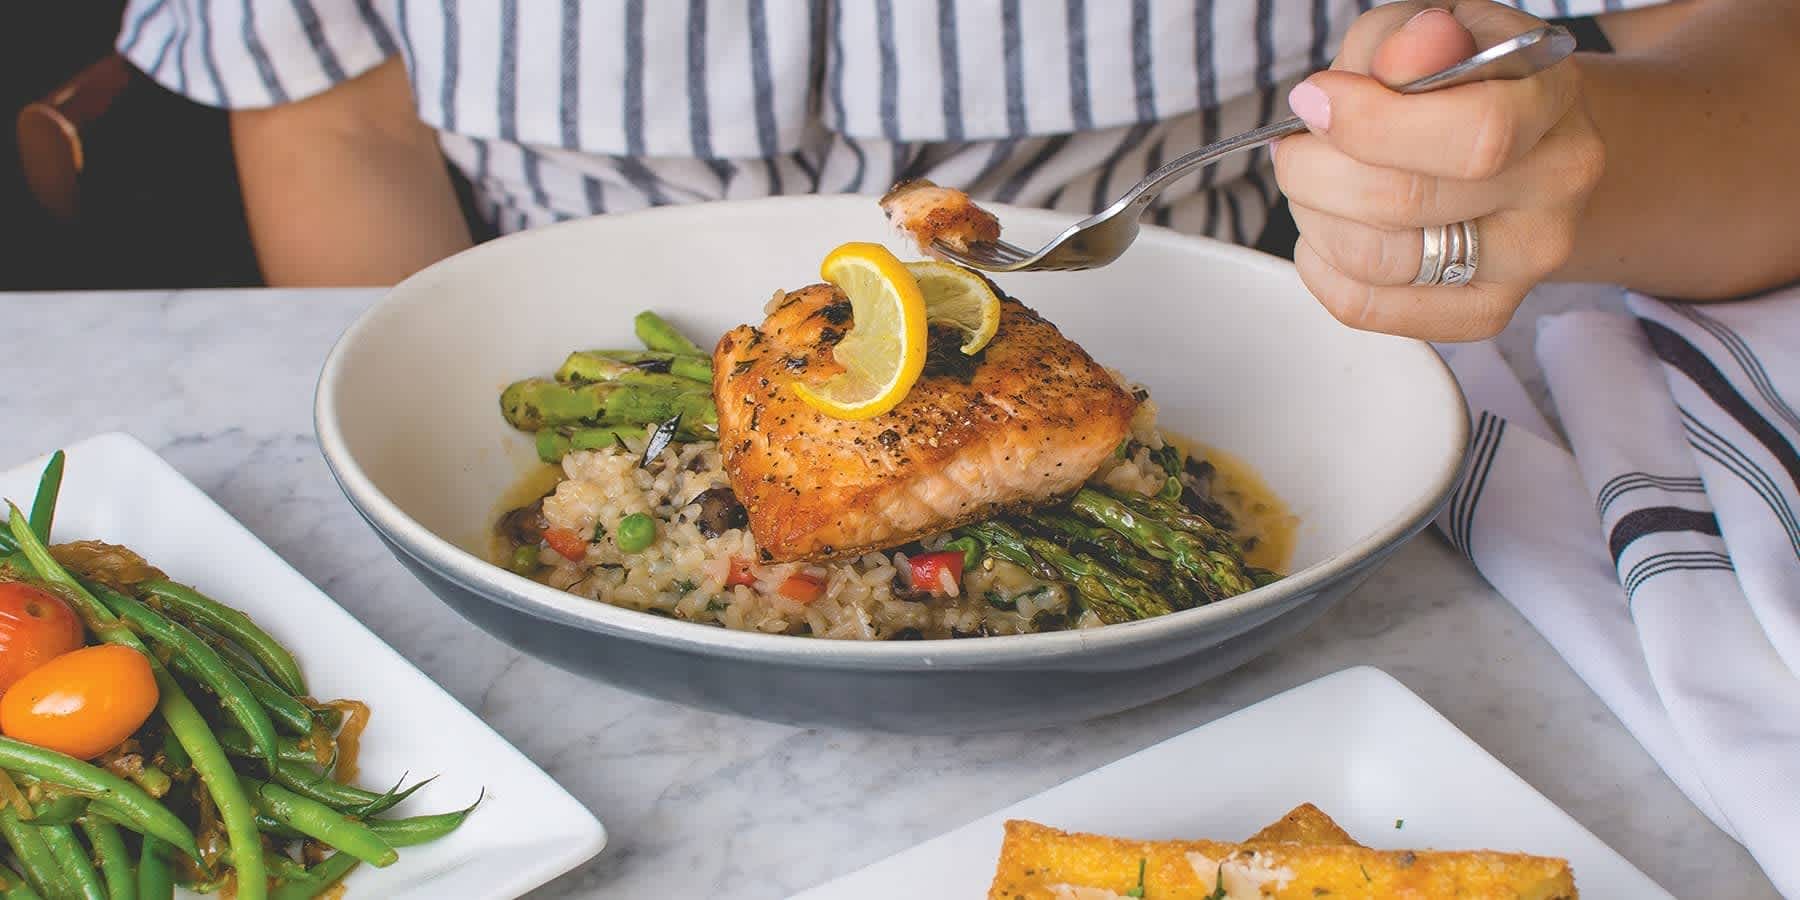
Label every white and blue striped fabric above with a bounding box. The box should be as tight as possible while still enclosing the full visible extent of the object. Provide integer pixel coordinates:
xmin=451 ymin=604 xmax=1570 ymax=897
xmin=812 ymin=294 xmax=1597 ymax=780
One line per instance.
xmin=1433 ymin=286 xmax=1800 ymax=897
xmin=117 ymin=0 xmax=1653 ymax=241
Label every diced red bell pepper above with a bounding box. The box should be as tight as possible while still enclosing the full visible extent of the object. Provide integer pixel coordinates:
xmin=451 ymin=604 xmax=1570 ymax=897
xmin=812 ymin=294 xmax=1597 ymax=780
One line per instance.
xmin=542 ymin=526 xmax=588 ymax=562
xmin=726 ymin=557 xmax=758 ymax=587
xmin=778 ymin=573 xmax=826 ymax=604
xmin=908 ymin=550 xmax=966 ymax=594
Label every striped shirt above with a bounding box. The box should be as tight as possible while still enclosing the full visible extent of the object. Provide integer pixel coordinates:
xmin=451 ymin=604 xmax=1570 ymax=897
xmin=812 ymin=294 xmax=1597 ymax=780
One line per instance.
xmin=118 ymin=0 xmax=1657 ymax=245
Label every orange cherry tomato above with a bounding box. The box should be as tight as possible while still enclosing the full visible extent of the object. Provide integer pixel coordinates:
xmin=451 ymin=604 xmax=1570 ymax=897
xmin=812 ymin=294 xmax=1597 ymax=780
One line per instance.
xmin=1 ymin=645 xmax=159 ymax=759
xmin=0 ymin=583 xmax=86 ymax=694
xmin=777 ymin=573 xmax=825 ymax=604
xmin=541 ymin=526 xmax=588 ymax=562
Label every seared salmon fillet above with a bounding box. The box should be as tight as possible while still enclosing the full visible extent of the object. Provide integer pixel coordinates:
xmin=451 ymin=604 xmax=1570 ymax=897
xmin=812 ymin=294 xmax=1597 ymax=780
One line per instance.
xmin=713 ymin=284 xmax=1137 ymax=563
xmin=880 ymin=179 xmax=1001 ymax=254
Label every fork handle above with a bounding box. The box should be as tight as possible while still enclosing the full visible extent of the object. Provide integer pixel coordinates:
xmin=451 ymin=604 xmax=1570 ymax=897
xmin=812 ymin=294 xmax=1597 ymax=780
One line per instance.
xmin=1116 ymin=24 xmax=1577 ymax=216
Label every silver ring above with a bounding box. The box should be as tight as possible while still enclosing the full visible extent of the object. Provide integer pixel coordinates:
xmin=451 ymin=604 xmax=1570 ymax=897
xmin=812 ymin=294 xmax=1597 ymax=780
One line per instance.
xmin=1414 ymin=219 xmax=1480 ymax=287
xmin=1413 ymin=224 xmax=1447 ymax=286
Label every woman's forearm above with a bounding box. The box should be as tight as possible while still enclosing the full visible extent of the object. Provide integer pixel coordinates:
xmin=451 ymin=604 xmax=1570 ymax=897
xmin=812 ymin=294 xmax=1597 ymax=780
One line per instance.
xmin=1560 ymin=0 xmax=1800 ymax=298
xmin=230 ymin=59 xmax=473 ymax=287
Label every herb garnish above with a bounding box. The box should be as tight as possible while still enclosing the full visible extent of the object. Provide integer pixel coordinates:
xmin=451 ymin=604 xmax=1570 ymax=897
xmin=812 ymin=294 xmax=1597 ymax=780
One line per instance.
xmin=591 ymin=522 xmax=607 ymax=542
xmin=673 ymin=579 xmax=697 ymax=596
xmin=1394 ymin=818 xmax=1404 ymax=830
xmin=1124 ymin=857 xmax=1147 ymax=897
xmin=640 ymin=412 xmax=682 ymax=468
xmin=1201 ymin=866 xmax=1227 ymax=900
xmin=1360 ymin=864 xmax=1372 ymax=882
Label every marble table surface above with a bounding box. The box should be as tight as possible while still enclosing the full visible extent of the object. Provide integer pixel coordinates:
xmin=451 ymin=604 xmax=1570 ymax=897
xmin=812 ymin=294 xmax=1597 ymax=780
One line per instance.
xmin=0 ymin=284 xmax=1773 ymax=899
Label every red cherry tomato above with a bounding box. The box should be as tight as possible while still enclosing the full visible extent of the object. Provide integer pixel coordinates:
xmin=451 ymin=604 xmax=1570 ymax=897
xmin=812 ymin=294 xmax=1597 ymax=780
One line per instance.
xmin=725 ymin=558 xmax=757 ymax=588
xmin=541 ymin=527 xmax=588 ymax=562
xmin=0 ymin=583 xmax=85 ymax=694
xmin=908 ymin=551 xmax=966 ymax=595
xmin=1 ymin=644 xmax=159 ymax=759
xmin=777 ymin=574 xmax=825 ymax=604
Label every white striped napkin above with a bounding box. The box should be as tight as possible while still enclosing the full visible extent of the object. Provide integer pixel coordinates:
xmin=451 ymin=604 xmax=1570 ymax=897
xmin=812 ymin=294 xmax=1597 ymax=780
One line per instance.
xmin=1430 ymin=285 xmax=1800 ymax=897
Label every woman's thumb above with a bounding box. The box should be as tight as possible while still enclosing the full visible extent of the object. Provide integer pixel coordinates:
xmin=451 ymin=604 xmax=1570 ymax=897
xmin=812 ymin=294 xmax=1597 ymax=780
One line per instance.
xmin=1370 ymin=7 xmax=1478 ymax=87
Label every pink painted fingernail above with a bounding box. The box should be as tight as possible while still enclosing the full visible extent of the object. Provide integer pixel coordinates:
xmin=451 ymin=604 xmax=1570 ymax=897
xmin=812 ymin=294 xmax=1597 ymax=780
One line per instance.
xmin=1287 ymin=82 xmax=1331 ymax=132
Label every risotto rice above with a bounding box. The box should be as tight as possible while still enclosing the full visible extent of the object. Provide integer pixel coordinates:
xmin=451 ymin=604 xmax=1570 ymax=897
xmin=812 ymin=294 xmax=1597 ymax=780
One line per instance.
xmin=500 ymin=388 xmax=1292 ymax=640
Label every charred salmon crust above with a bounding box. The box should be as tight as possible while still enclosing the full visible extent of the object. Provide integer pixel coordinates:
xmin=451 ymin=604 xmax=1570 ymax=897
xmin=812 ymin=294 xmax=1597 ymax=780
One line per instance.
xmin=714 ymin=284 xmax=1138 ymax=563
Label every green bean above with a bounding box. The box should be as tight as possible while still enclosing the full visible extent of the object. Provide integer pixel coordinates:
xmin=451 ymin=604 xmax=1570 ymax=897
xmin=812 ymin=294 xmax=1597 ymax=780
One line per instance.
xmin=184 ymin=623 xmax=268 ymax=683
xmin=243 ymin=780 xmax=396 ymax=868
xmin=268 ymin=762 xmax=387 ymax=812
xmin=135 ymin=581 xmax=305 ymax=698
xmin=634 ymin=310 xmax=705 ymax=355
xmin=25 ymin=797 xmax=88 ymax=827
xmin=133 ymin=838 xmax=171 ymax=900
xmin=268 ymin=852 xmax=359 ymax=900
xmin=254 ymin=815 xmax=306 ymax=842
xmin=350 ymin=775 xmax=435 ymax=818
xmin=0 ymin=861 xmax=44 ymax=900
xmin=615 ymin=513 xmax=656 ymax=553
xmin=0 ymin=740 xmax=192 ymax=860
xmin=28 ymin=451 xmax=65 ymax=544
xmin=259 ymin=852 xmax=308 ymax=882
xmin=156 ymin=733 xmax=188 ymax=779
xmin=124 ymin=768 xmax=168 ymax=801
xmin=162 ymin=643 xmax=314 ymax=739
xmin=215 ymin=731 xmax=331 ymax=769
xmin=365 ymin=794 xmax=480 ymax=848
xmin=35 ymin=819 xmax=105 ymax=900
xmin=5 ymin=512 xmax=262 ymax=900
xmin=0 ymin=807 xmax=67 ymax=900
xmin=242 ymin=672 xmax=321 ymax=738
xmin=100 ymin=592 xmax=280 ymax=774
xmin=76 ymin=819 xmax=132 ymax=900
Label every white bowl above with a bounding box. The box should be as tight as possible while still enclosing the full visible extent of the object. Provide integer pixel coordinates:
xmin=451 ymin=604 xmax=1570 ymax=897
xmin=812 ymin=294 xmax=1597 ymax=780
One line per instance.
xmin=316 ymin=195 xmax=1468 ymax=733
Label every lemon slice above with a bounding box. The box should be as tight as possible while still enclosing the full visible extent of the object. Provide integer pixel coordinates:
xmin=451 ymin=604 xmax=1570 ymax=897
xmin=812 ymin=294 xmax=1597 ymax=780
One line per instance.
xmin=905 ymin=260 xmax=1002 ymax=355
xmin=793 ymin=242 xmax=928 ymax=420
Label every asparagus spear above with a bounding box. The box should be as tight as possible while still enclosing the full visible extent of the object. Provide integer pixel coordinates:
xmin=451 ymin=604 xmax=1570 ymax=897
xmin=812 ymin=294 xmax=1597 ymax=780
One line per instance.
xmin=570 ymin=425 xmax=648 ymax=451
xmin=1112 ymin=490 xmax=1239 ymax=552
xmin=961 ymin=521 xmax=1174 ymax=624
xmin=535 ymin=429 xmax=572 ymax=463
xmin=557 ymin=351 xmax=713 ymax=385
xmin=634 ymin=311 xmax=706 ymax=356
xmin=1021 ymin=510 xmax=1181 ymax=599
xmin=1068 ymin=489 xmax=1255 ymax=602
xmin=555 ymin=352 xmax=638 ymax=384
xmin=501 ymin=378 xmax=716 ymax=431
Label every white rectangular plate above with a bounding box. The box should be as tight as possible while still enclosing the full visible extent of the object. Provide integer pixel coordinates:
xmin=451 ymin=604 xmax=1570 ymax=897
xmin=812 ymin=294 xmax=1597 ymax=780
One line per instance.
xmin=0 ymin=433 xmax=605 ymax=899
xmin=793 ymin=666 xmax=1671 ymax=899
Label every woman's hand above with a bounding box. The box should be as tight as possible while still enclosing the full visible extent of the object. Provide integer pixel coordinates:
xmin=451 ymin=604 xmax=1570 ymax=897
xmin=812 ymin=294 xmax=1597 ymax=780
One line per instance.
xmin=1272 ymin=1 xmax=1605 ymax=340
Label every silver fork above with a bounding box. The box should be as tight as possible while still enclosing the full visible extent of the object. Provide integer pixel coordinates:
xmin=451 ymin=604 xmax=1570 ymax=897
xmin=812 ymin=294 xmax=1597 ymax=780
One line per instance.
xmin=931 ymin=25 xmax=1577 ymax=273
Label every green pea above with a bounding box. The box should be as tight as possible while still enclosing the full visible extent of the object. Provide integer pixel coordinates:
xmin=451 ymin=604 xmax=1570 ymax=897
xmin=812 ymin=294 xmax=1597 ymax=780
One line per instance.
xmin=616 ymin=513 xmax=656 ymax=553
xmin=509 ymin=545 xmax=541 ymax=575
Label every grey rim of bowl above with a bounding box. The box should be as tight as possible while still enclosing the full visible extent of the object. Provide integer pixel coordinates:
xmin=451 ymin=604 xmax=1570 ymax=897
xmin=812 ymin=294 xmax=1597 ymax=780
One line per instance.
xmin=313 ymin=198 xmax=1472 ymax=668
